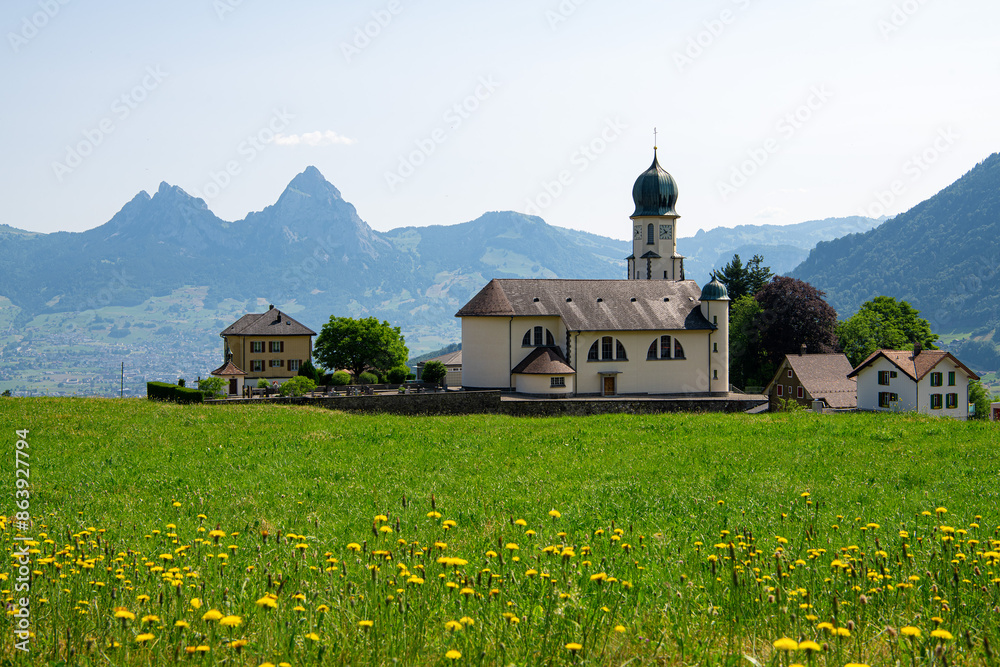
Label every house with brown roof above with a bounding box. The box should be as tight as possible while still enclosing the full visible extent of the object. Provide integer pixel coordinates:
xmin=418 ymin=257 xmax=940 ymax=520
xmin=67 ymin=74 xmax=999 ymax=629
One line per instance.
xmin=764 ymin=349 xmax=856 ymax=411
xmin=456 ymin=151 xmax=731 ymax=397
xmin=218 ymin=305 xmax=316 ymax=388
xmin=848 ymin=345 xmax=979 ymax=419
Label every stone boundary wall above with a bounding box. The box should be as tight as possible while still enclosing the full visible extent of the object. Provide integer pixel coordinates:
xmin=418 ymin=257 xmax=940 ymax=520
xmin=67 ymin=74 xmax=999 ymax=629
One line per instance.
xmin=210 ymin=391 xmax=766 ymax=416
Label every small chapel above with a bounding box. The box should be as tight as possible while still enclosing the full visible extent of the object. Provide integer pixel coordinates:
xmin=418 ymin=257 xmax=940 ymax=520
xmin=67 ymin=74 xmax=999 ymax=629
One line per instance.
xmin=456 ymin=149 xmax=731 ymax=397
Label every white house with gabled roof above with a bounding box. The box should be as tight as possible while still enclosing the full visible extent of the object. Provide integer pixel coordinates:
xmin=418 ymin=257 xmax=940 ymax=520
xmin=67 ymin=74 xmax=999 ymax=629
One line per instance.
xmin=456 ymin=150 xmax=730 ymax=397
xmin=848 ymin=346 xmax=979 ymax=419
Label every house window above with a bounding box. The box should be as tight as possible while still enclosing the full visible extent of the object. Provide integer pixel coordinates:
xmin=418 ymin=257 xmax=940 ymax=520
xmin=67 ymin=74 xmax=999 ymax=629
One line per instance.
xmin=270 ymin=341 xmax=284 ymax=353
xmin=777 ymin=385 xmax=783 ymax=397
xmin=269 ymin=359 xmax=283 ymax=368
xmin=797 ymin=386 xmax=804 ymax=399
xmin=787 ymin=369 xmax=793 ymax=378
xmin=288 ymin=360 xmax=301 ymax=372
xmin=946 ymin=393 xmax=958 ymax=409
xmin=948 ymin=371 xmax=956 ymax=386
xmin=930 ymin=393 xmax=943 ymax=409
xmin=250 ymin=341 xmax=264 ymax=353
xmin=878 ymin=392 xmax=898 ymax=408
xmin=878 ymin=371 xmax=890 ymax=385
xmin=713 ymin=316 xmax=718 ymax=325
xmin=713 ymin=370 xmax=718 ymax=380
xmin=930 ymin=372 xmax=942 ymax=387
xmin=646 ymin=223 xmax=654 ymax=245
xmin=550 ymin=377 xmax=565 ymax=388
xmin=663 ymin=271 xmax=668 ymax=279
xmin=251 ymin=360 xmax=264 ymax=372
xmin=713 ymin=342 xmax=718 ymax=353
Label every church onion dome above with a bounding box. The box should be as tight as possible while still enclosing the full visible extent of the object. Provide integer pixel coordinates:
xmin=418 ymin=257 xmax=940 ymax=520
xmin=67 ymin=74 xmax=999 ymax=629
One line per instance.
xmin=631 ymin=150 xmax=678 ymax=217
xmin=700 ymin=277 xmax=730 ymax=301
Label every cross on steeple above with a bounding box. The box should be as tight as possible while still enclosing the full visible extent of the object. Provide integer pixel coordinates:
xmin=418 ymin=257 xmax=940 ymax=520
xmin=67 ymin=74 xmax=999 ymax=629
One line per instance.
xmin=653 ymin=127 xmax=658 ymax=151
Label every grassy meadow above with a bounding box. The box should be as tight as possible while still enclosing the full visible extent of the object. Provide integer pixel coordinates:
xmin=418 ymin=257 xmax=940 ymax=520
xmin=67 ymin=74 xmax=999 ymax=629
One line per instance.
xmin=1 ymin=398 xmax=999 ymax=665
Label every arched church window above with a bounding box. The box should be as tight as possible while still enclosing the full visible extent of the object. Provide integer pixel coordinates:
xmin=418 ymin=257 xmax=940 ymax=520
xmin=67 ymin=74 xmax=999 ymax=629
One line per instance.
xmin=646 ymin=223 xmax=654 ymax=245
xmin=588 ymin=341 xmax=599 ymax=360
xmin=647 ymin=335 xmax=679 ymax=360
xmin=647 ymin=340 xmax=658 ymax=359
xmin=590 ymin=337 xmax=627 ymax=361
xmin=674 ymin=338 xmax=685 ymax=359
xmin=602 ymin=336 xmax=613 ymax=360
xmin=523 ymin=327 xmax=556 ymax=348
xmin=616 ymin=340 xmax=628 ymax=360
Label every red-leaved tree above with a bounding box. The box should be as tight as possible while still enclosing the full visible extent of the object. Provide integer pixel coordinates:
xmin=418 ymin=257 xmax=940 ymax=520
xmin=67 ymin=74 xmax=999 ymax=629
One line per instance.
xmin=752 ymin=276 xmax=839 ymax=368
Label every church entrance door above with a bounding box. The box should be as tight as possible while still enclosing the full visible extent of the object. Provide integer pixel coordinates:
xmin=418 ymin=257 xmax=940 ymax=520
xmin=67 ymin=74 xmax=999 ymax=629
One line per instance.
xmin=603 ymin=376 xmax=616 ymax=396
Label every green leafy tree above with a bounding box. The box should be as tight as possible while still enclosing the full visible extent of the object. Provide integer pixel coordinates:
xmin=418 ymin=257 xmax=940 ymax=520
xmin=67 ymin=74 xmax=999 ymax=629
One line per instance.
xmin=753 ymin=277 xmax=838 ymax=368
xmin=297 ymin=359 xmax=321 ymax=384
xmin=728 ymin=294 xmax=767 ymax=389
xmin=968 ymin=380 xmax=992 ymax=420
xmin=313 ymin=316 xmax=409 ymax=379
xmin=257 ymin=379 xmax=271 ymax=389
xmin=197 ymin=376 xmax=227 ymax=398
xmin=714 ymin=254 xmax=773 ymax=302
xmin=279 ymin=376 xmax=316 ymax=397
xmin=837 ymin=296 xmax=938 ymax=367
xmin=421 ymin=360 xmax=448 ymax=386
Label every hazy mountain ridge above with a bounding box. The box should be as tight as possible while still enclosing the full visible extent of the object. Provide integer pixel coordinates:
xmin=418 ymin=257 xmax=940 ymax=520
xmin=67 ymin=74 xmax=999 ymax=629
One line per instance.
xmin=678 ymin=216 xmax=882 ymax=285
xmin=790 ymin=153 xmax=1000 ymax=330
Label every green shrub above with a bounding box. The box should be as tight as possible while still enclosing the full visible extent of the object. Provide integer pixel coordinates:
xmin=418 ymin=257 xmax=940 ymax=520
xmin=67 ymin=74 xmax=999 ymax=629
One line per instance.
xmin=279 ymin=376 xmax=316 ymax=397
xmin=331 ymin=371 xmax=351 ymax=386
xmin=257 ymin=379 xmax=271 ymax=389
xmin=197 ymin=377 xmax=227 ymax=399
xmin=358 ymin=371 xmax=378 ymax=385
xmin=421 ymin=360 xmax=447 ymax=386
xmin=146 ymin=382 xmax=203 ymax=404
xmin=387 ymin=366 xmax=409 ymax=384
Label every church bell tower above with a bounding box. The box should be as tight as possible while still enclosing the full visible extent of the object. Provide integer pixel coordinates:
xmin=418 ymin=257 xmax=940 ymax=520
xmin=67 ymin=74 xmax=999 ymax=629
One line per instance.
xmin=627 ymin=147 xmax=685 ymax=281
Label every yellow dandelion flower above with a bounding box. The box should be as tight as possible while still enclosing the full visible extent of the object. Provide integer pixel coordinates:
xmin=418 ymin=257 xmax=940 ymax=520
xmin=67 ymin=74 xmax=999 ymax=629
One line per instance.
xmin=773 ymin=638 xmax=798 ymax=652
xmin=460 ymin=616 xmax=475 ymax=626
xmin=189 ymin=597 xmax=202 ymax=609
xmin=446 ymin=650 xmax=462 ymax=660
xmin=255 ymin=596 xmax=278 ymax=609
xmin=931 ymin=629 xmax=954 ymax=641
xmin=113 ymin=608 xmax=135 ymax=621
xmin=141 ymin=614 xmax=160 ymax=624
xmin=219 ymin=615 xmax=242 ymax=628
xmin=614 ymin=625 xmax=626 ymax=633
xmin=358 ymin=620 xmax=374 ymax=629
xmin=175 ymin=620 xmax=190 ymax=628
xmin=798 ymin=640 xmax=821 ymax=652
xmin=445 ymin=620 xmax=463 ymax=631
xmin=136 ymin=633 xmax=154 ymax=643
xmin=565 ymin=642 xmax=582 ymax=651
xmin=901 ymin=626 xmax=921 ymax=638
xmin=347 ymin=543 xmax=361 ymax=551
xmin=548 ymin=510 xmax=562 ymax=518
xmin=305 ymin=632 xmax=320 ymax=641
xmin=201 ymin=609 xmax=223 ymax=622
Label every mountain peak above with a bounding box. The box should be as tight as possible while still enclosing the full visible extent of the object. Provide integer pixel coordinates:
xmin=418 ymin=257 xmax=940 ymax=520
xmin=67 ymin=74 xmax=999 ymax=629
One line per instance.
xmin=283 ymin=166 xmax=342 ymax=201
xmin=152 ymin=182 xmax=208 ymax=210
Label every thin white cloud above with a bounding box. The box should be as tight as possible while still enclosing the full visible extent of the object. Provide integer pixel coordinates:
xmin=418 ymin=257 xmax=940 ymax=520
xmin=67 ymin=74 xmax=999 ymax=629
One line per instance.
xmin=753 ymin=207 xmax=785 ymax=219
xmin=272 ymin=131 xmax=357 ymax=147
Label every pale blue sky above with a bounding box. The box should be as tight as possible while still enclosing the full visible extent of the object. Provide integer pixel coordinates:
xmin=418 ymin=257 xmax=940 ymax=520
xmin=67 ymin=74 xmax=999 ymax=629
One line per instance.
xmin=3 ymin=0 xmax=998 ymax=240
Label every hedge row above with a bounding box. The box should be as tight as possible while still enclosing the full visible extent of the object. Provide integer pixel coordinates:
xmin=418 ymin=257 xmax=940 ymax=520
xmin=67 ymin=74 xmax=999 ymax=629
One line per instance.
xmin=146 ymin=382 xmax=204 ymax=404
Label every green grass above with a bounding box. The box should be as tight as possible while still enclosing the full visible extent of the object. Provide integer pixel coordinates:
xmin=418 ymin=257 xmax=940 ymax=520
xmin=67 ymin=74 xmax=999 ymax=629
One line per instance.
xmin=1 ymin=399 xmax=999 ymax=665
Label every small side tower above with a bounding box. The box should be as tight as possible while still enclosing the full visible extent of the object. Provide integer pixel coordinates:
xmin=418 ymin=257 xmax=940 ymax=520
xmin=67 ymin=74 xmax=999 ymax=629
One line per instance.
xmin=700 ymin=277 xmax=730 ymax=395
xmin=627 ymin=149 xmax=685 ymax=281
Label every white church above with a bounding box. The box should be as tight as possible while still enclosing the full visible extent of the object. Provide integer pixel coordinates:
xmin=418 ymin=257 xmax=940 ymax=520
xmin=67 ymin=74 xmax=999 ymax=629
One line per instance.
xmin=457 ymin=150 xmax=731 ymax=397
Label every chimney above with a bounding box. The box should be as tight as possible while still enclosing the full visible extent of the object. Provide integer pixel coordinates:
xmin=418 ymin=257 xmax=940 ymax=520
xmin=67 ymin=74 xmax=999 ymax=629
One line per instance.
xmin=799 ymin=344 xmax=807 ymax=357
xmin=913 ymin=340 xmax=922 ymax=357
xmin=268 ymin=304 xmax=274 ymax=310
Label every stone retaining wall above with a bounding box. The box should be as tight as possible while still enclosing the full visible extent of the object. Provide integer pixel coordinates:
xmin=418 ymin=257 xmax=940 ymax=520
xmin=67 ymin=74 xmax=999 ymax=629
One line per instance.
xmin=211 ymin=391 xmax=766 ymax=416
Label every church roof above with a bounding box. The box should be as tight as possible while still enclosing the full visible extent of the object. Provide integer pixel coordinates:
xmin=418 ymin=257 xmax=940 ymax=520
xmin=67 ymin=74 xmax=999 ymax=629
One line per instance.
xmin=631 ymin=150 xmax=678 ymax=217
xmin=210 ymin=359 xmax=247 ymax=377
xmin=511 ymin=347 xmax=575 ymax=375
xmin=456 ymin=279 xmax=714 ymax=332
xmin=221 ymin=306 xmax=316 ymax=337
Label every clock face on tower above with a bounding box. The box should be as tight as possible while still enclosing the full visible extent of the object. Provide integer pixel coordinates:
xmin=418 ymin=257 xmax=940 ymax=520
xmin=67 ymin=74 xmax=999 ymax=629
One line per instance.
xmin=633 ymin=224 xmax=642 ymax=240
xmin=659 ymin=224 xmax=672 ymax=240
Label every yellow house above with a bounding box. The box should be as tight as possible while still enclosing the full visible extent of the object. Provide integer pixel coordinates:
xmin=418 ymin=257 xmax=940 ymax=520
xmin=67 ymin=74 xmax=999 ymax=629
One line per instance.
xmin=219 ymin=305 xmax=316 ymax=385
